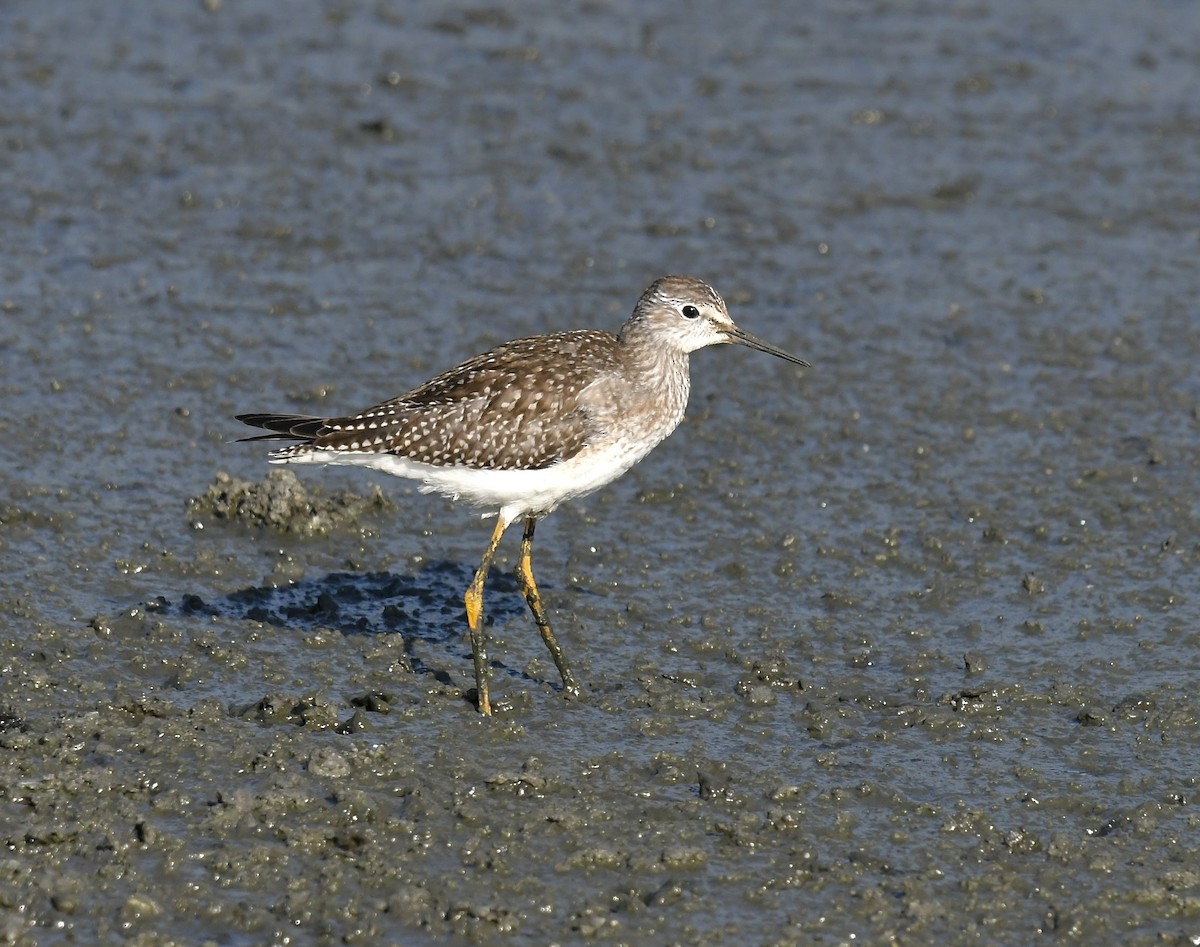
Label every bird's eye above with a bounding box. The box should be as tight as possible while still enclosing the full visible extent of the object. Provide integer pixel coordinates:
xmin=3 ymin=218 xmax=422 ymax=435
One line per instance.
xmin=682 ymin=305 xmax=700 ymax=319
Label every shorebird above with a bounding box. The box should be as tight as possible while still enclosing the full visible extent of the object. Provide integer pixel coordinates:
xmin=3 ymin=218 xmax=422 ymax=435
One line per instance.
xmin=237 ymin=275 xmax=808 ymax=714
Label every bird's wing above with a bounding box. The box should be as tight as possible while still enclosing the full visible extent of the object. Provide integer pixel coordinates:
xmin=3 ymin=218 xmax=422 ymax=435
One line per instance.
xmin=250 ymin=331 xmax=621 ymax=471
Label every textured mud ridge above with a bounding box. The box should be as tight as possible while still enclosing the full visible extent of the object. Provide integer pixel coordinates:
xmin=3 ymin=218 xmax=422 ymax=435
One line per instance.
xmin=188 ymin=469 xmax=395 ymax=536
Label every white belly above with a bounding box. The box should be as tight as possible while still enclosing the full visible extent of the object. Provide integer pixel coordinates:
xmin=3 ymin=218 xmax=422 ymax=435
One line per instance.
xmin=272 ymin=433 xmax=664 ymax=523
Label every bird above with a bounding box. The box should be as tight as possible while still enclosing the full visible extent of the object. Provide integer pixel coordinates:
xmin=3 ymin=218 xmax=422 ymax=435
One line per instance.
xmin=236 ymin=275 xmax=808 ymax=715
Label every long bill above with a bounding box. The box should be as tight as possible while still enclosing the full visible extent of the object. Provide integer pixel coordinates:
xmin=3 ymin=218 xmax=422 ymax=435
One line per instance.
xmin=725 ymin=325 xmax=810 ymax=367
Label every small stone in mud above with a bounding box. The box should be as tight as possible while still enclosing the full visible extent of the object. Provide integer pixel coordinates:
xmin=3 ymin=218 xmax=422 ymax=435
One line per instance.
xmin=697 ymin=762 xmax=731 ymax=800
xmin=0 ymin=706 xmax=27 ymax=733
xmin=307 ymin=746 xmax=352 ymax=778
xmin=963 ymin=652 xmax=990 ymax=675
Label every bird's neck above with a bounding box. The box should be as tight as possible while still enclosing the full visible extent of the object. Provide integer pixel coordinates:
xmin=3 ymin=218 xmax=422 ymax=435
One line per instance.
xmin=617 ymin=330 xmax=691 ymax=423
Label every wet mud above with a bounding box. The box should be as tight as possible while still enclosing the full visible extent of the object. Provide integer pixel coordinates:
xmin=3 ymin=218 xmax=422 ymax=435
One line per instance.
xmin=2 ymin=0 xmax=1199 ymax=944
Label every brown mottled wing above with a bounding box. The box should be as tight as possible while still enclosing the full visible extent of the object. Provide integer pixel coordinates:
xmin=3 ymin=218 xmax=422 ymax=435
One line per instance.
xmin=307 ymin=330 xmax=621 ymax=470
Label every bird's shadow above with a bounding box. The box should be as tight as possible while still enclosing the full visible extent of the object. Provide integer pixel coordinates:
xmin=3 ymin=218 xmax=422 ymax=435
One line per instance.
xmin=150 ymin=560 xmax=530 ymax=687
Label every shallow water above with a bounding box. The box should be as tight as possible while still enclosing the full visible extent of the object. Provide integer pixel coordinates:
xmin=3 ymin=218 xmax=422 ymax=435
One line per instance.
xmin=2 ymin=0 xmax=1199 ymax=943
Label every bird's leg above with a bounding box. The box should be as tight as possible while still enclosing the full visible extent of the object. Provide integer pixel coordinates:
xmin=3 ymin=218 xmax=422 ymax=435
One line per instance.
xmin=465 ymin=515 xmax=509 ymax=715
xmin=514 ymin=515 xmax=580 ymax=699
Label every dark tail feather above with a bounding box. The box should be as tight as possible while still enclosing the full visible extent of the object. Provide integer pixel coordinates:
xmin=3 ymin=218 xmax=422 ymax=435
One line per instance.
xmin=235 ymin=413 xmax=328 ymax=442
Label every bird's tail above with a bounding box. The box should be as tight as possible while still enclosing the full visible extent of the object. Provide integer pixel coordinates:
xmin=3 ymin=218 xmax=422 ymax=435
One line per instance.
xmin=234 ymin=413 xmax=328 ymax=443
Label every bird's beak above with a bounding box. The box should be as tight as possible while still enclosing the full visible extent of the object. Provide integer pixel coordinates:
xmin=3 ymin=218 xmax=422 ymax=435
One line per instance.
xmin=724 ymin=325 xmax=810 ymax=367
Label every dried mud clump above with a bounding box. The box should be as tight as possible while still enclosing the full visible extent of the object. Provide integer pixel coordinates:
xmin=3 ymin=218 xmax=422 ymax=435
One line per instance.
xmin=188 ymin=469 xmax=392 ymax=535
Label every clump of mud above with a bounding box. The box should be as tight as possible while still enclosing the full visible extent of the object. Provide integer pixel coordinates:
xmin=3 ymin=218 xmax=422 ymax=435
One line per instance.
xmin=188 ymin=469 xmax=393 ymax=535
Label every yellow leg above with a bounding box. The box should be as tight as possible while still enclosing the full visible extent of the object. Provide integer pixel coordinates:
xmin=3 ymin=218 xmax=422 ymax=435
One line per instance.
xmin=514 ymin=515 xmax=580 ymax=699
xmin=465 ymin=515 xmax=509 ymax=715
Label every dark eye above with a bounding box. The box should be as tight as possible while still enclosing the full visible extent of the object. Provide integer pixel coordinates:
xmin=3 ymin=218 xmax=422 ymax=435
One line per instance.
xmin=682 ymin=305 xmax=700 ymax=319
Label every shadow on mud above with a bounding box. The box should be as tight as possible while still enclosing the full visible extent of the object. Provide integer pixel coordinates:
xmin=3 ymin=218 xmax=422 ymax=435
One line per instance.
xmin=144 ymin=561 xmax=537 ymax=695
xmin=169 ymin=562 xmax=526 ymax=636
